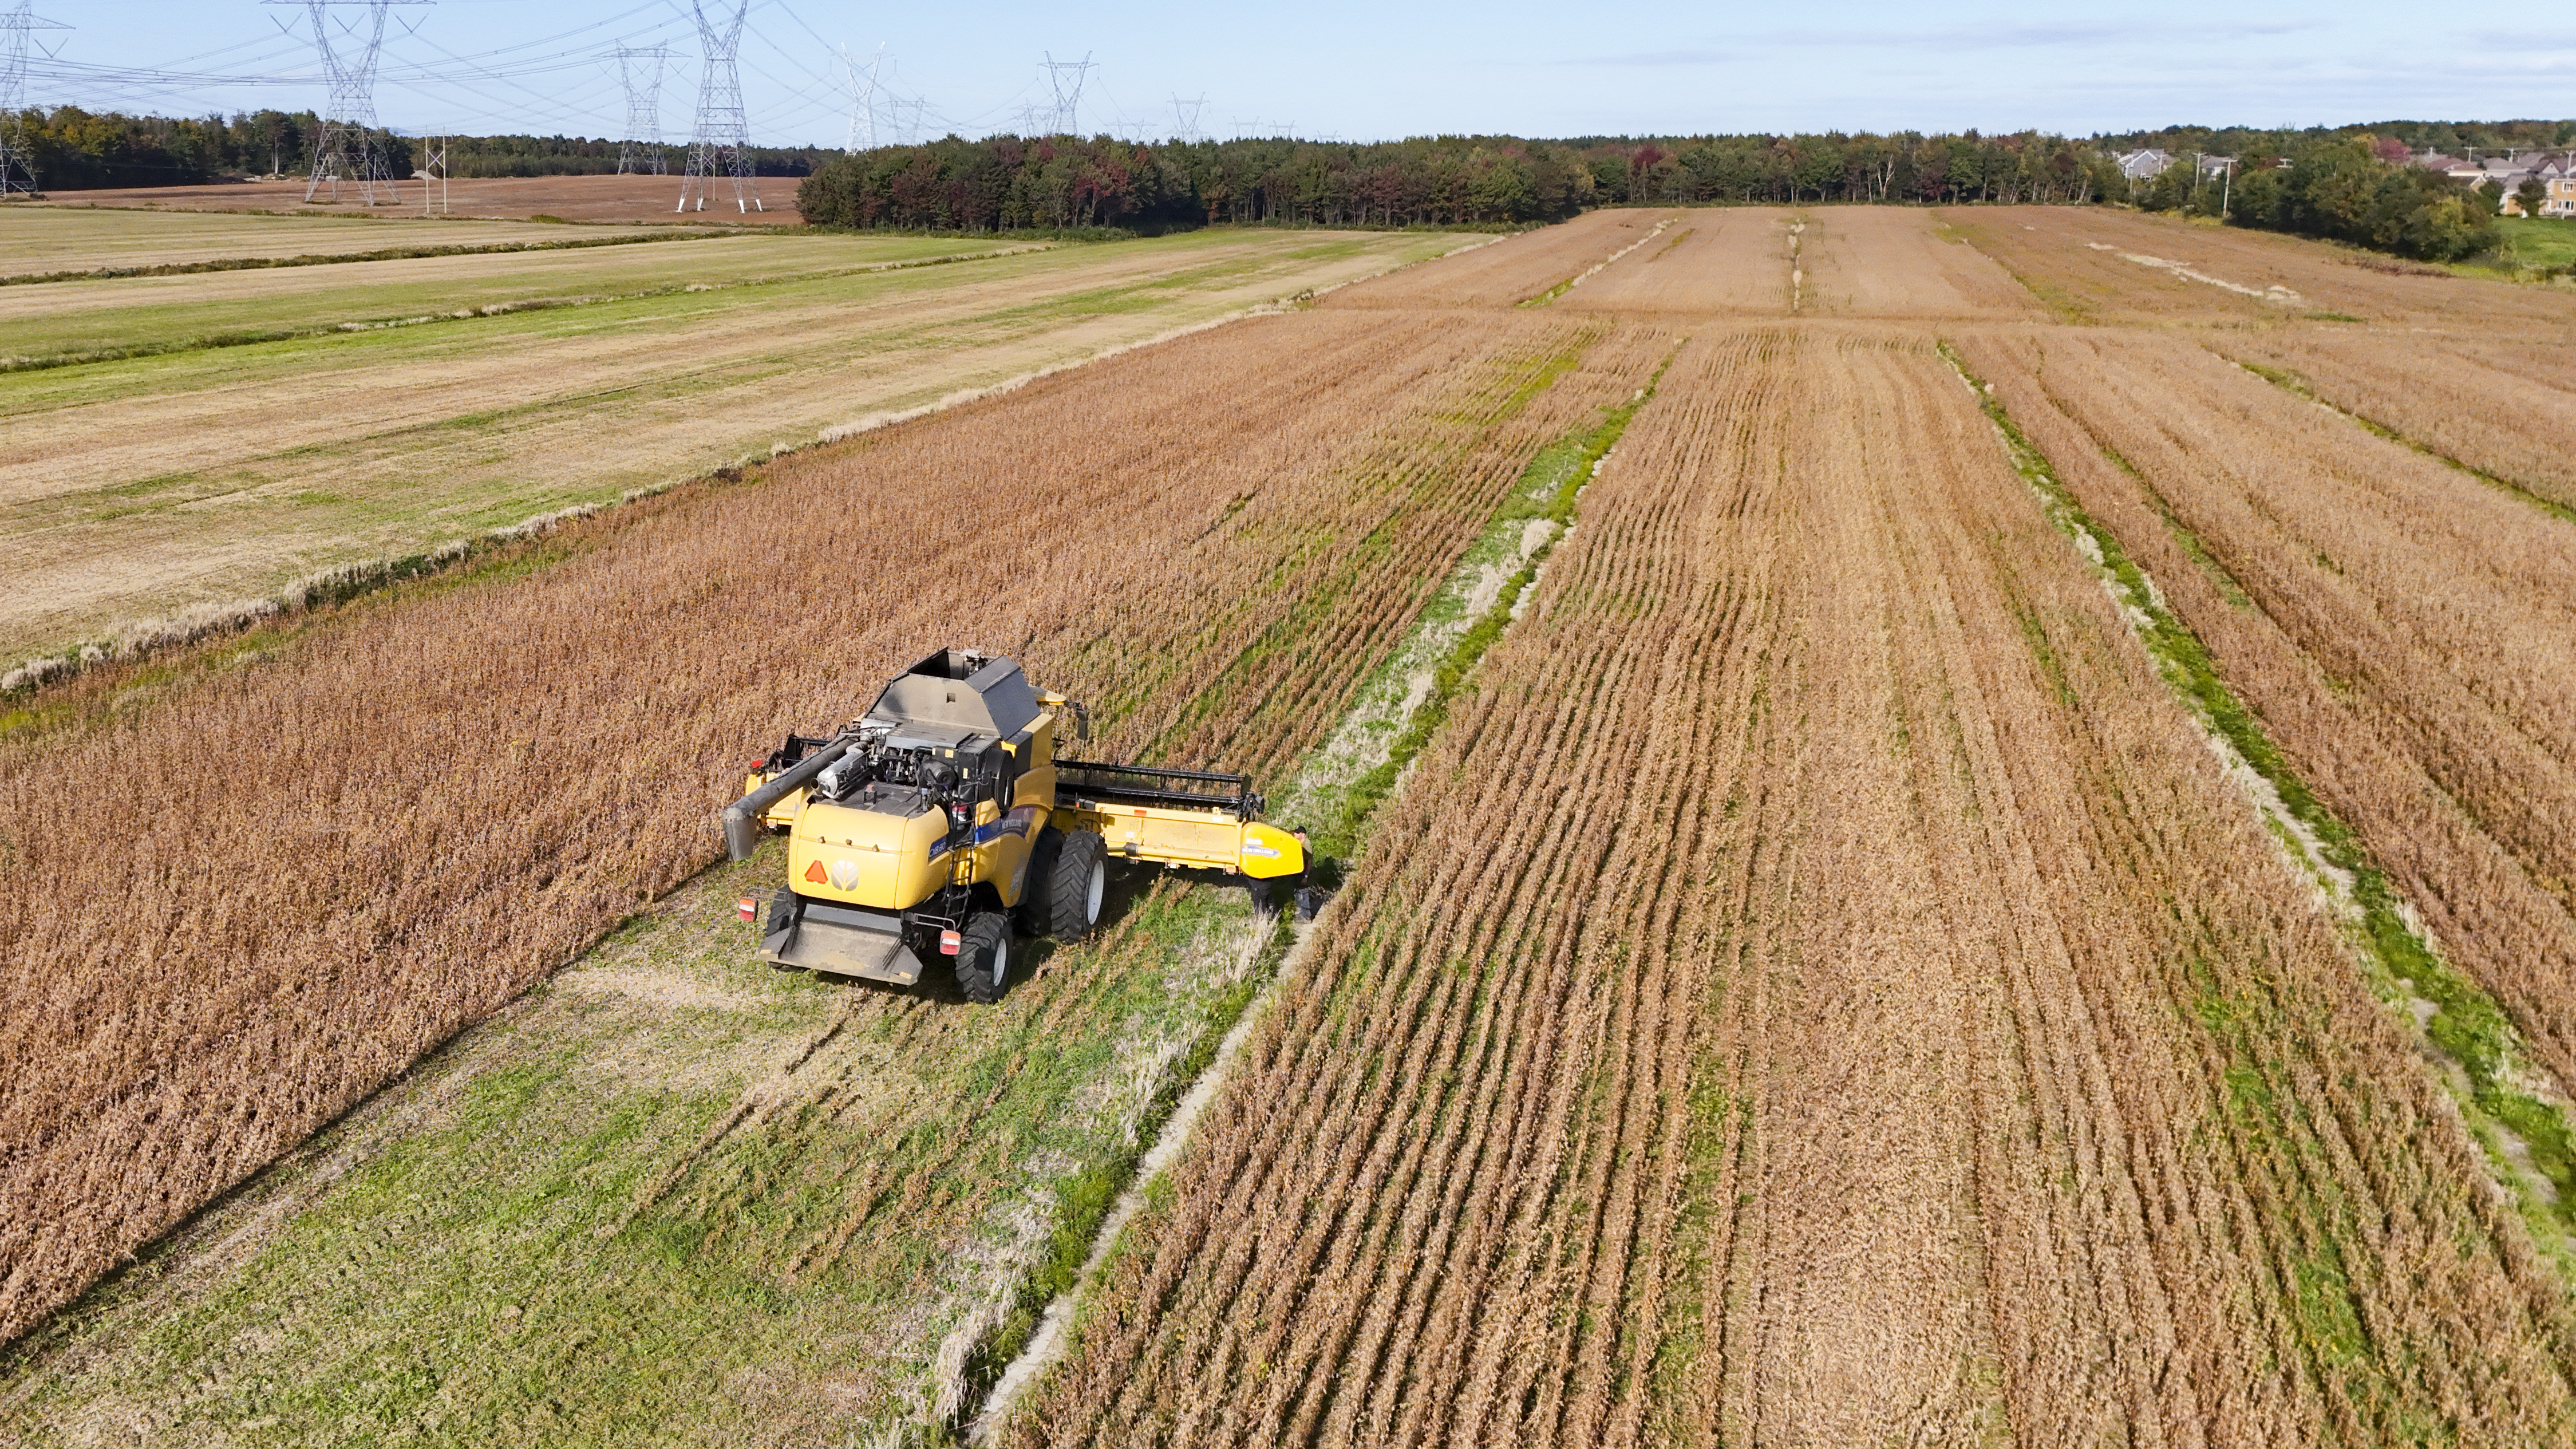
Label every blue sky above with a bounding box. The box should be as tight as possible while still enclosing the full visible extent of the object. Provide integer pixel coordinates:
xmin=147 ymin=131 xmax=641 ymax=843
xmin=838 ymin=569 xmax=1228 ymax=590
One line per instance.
xmin=23 ymin=0 xmax=2574 ymax=145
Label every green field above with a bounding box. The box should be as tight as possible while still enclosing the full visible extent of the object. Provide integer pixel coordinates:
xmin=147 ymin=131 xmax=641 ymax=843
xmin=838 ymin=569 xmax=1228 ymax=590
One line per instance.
xmin=0 ymin=204 xmax=601 ymax=275
xmin=0 ymin=232 xmax=1019 ymax=364
xmin=0 ymin=218 xmax=1470 ymax=664
xmin=2490 ymin=215 xmax=2576 ymax=272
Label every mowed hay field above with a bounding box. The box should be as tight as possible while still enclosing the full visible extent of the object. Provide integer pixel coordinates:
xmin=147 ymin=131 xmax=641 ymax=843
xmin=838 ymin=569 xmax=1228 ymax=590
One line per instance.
xmin=26 ymin=171 xmax=809 ymax=226
xmin=7 ymin=204 xmax=2576 ymax=1446
xmin=0 ymin=207 xmax=1484 ymax=661
xmin=0 ymin=204 xmax=617 ymax=275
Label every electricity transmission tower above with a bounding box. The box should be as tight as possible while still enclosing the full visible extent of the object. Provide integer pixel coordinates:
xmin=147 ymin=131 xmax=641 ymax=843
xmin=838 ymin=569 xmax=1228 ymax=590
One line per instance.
xmin=0 ymin=0 xmax=69 ymax=196
xmin=604 ymin=42 xmax=673 ymax=175
xmin=1040 ymin=52 xmax=1092 ymax=136
xmin=269 ymin=0 xmax=428 ymax=206
xmin=839 ymin=42 xmax=884 ymax=153
xmin=1170 ymin=93 xmax=1205 ymax=144
xmin=678 ymin=0 xmax=758 ymax=213
xmin=414 ymin=133 xmax=447 ymax=214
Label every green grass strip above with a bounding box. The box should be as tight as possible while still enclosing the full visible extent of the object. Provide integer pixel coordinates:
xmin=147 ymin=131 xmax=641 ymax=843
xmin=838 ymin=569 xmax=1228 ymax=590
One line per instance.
xmin=956 ymin=906 xmax=1290 ymax=1424
xmin=0 ymin=242 xmax=1042 ymax=374
xmin=1942 ymin=339 xmax=2576 ymax=1237
xmin=1517 ymin=273 xmax=1583 ymax=308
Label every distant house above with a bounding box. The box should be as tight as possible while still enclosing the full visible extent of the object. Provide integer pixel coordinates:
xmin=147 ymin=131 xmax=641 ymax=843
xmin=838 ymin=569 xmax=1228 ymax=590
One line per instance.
xmin=2116 ymin=149 xmax=2176 ymax=180
xmin=2405 ymin=149 xmax=2576 ymax=216
xmin=2517 ymin=153 xmax=2576 ymax=218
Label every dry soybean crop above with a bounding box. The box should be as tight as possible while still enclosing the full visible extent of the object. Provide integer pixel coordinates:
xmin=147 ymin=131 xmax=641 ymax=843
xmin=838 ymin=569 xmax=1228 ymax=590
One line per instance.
xmin=7 ymin=202 xmax=2576 ymax=1447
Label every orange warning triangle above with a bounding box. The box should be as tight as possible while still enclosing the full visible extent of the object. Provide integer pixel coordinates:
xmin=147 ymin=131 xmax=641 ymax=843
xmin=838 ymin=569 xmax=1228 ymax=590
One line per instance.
xmin=804 ymin=860 xmax=827 ymax=883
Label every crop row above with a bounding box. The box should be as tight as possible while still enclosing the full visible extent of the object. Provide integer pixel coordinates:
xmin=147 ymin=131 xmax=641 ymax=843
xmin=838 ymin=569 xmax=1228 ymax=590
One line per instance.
xmin=2214 ymin=329 xmax=2576 ymax=513
xmin=1958 ymin=330 xmax=2576 ymax=1095
xmin=0 ymin=304 xmax=1662 ymax=1348
xmin=1326 ymin=210 xmax=1668 ymax=311
xmin=1009 ymin=323 xmax=2575 ymax=1446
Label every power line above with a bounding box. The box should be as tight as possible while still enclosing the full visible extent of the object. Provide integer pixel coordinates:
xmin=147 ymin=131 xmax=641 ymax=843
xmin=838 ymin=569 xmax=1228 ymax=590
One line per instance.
xmin=677 ymin=0 xmax=757 ymax=212
xmin=837 ymin=41 xmax=881 ymax=153
xmin=1 ymin=0 xmax=70 ymax=194
xmin=414 ymin=131 xmax=445 ymax=212
xmin=604 ymin=42 xmax=673 ymax=172
xmin=266 ymin=0 xmax=431 ymax=205
xmin=1040 ymin=50 xmax=1092 ymax=136
xmin=14 ymin=1 xmax=1046 ymax=154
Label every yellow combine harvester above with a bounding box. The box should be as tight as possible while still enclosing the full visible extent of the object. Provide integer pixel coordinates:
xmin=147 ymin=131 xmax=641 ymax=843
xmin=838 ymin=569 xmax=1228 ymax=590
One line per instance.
xmin=722 ymin=649 xmax=1305 ymax=1001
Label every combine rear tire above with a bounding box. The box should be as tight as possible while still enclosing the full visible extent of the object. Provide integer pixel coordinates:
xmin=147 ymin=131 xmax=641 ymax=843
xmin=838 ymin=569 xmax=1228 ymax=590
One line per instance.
xmin=954 ymin=911 xmax=1012 ymax=1003
xmin=1045 ymin=830 xmax=1107 ymax=942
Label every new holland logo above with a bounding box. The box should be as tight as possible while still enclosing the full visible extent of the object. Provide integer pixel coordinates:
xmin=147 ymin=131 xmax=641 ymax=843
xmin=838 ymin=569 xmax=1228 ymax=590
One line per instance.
xmin=827 ymin=858 xmax=862 ymax=892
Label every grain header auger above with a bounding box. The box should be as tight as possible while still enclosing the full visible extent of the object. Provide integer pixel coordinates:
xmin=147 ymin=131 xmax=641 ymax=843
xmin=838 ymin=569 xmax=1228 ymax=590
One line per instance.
xmin=721 ymin=649 xmax=1307 ymax=1002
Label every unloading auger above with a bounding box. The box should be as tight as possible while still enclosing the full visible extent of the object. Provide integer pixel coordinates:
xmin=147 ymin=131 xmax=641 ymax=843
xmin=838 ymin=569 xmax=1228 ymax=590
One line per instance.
xmin=721 ymin=649 xmax=1306 ymax=1002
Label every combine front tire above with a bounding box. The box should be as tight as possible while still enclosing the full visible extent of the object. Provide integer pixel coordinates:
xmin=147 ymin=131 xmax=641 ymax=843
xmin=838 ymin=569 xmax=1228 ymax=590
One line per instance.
xmin=1045 ymin=830 xmax=1107 ymax=942
xmin=954 ymin=911 xmax=1012 ymax=1003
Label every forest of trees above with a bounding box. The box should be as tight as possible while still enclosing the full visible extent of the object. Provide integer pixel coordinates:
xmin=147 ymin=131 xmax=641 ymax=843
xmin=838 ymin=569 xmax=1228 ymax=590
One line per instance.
xmin=793 ymin=134 xmax=1596 ymax=229
xmin=7 ymin=102 xmax=2561 ymax=263
xmin=1574 ymin=131 xmax=2117 ymax=206
xmin=790 ymin=130 xmax=2121 ymax=230
xmin=2104 ymin=125 xmax=2562 ymax=260
xmin=0 ymin=107 xmax=831 ymax=188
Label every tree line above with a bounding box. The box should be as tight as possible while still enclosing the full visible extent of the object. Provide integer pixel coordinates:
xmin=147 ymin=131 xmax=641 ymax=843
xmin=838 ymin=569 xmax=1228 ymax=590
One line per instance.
xmin=9 ymin=104 xmax=2556 ymax=264
xmin=793 ymin=130 xmax=2130 ymax=230
xmin=1579 ymin=132 xmax=2117 ymax=207
xmin=0 ymin=106 xmax=832 ymax=188
xmin=795 ymin=135 xmax=1596 ymax=230
xmin=2109 ymin=125 xmax=2562 ymax=260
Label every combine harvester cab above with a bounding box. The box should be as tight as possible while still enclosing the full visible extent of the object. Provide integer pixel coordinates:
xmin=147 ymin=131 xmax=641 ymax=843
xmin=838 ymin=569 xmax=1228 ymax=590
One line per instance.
xmin=722 ymin=649 xmax=1303 ymax=1002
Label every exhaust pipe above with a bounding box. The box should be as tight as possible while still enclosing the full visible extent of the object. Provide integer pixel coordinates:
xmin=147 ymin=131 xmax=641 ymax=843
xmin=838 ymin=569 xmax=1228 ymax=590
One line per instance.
xmin=722 ymin=737 xmax=854 ymax=860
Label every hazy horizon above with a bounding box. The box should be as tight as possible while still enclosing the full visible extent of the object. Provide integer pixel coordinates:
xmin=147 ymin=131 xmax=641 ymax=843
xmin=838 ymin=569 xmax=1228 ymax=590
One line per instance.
xmin=19 ymin=0 xmax=2571 ymax=148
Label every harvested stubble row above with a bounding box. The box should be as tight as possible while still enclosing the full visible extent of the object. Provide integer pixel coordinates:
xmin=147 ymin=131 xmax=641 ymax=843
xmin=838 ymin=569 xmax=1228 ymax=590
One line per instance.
xmin=1326 ymin=209 xmax=1674 ymax=311
xmin=1959 ymin=327 xmax=2576 ymax=1085
xmin=1791 ymin=206 xmax=2040 ymax=319
xmin=1010 ymin=326 xmax=2576 ymax=1446
xmin=0 ymin=306 xmax=1668 ymax=1347
xmin=1551 ymin=210 xmax=1793 ymax=316
xmin=2215 ymin=328 xmax=2576 ymax=511
xmin=1934 ymin=206 xmax=2576 ymax=327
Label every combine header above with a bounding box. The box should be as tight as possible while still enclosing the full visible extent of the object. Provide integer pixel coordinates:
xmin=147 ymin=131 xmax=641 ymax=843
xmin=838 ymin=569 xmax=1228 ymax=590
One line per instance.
xmin=722 ymin=649 xmax=1304 ymax=1001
